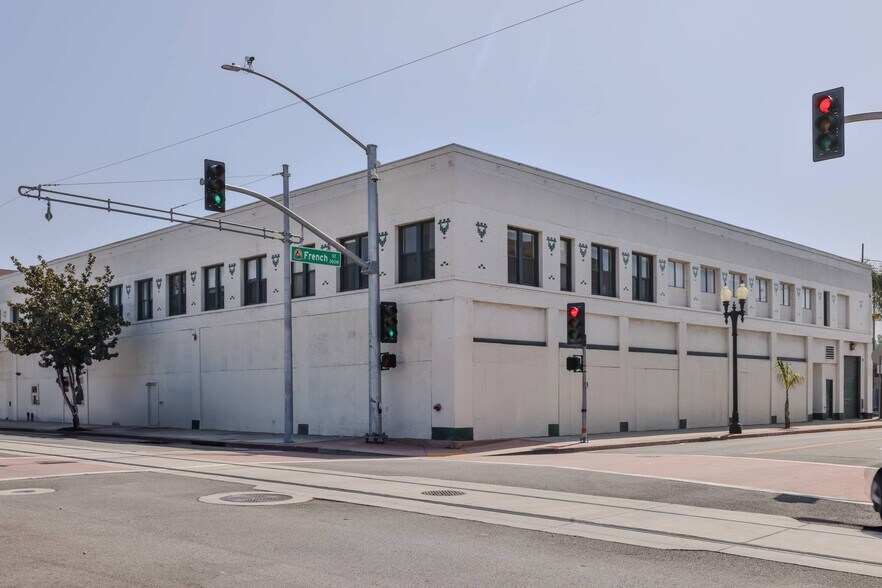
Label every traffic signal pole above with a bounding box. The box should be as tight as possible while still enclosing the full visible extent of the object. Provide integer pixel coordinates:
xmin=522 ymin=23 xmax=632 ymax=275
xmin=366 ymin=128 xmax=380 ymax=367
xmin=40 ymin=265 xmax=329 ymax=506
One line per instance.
xmin=282 ymin=165 xmax=293 ymax=443
xmin=581 ymin=343 xmax=588 ymax=443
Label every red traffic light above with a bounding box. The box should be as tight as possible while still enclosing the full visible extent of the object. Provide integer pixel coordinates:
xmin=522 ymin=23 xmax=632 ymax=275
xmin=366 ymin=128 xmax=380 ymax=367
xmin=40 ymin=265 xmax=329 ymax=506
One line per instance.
xmin=818 ymin=96 xmax=833 ymax=114
xmin=569 ymin=306 xmax=580 ymax=318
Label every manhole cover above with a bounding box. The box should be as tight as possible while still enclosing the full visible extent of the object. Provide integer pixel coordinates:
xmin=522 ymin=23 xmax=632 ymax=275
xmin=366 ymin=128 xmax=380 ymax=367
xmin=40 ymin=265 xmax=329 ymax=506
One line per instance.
xmin=421 ymin=490 xmax=466 ymax=497
xmin=220 ymin=492 xmax=293 ymax=504
xmin=0 ymin=488 xmax=55 ymax=496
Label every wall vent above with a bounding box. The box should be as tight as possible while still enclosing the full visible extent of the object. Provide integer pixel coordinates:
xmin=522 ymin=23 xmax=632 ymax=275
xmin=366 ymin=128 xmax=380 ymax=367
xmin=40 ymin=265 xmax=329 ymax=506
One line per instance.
xmin=825 ymin=346 xmax=835 ymax=360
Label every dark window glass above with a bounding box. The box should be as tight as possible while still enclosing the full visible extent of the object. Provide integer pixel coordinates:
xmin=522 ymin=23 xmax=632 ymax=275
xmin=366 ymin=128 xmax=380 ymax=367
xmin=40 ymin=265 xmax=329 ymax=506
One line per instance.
xmin=292 ymin=245 xmax=316 ymax=298
xmin=758 ymin=279 xmax=768 ymax=303
xmin=560 ymin=238 xmax=573 ymax=292
xmin=204 ymin=265 xmax=224 ymax=311
xmin=137 ymin=279 xmax=153 ymax=321
xmin=631 ymin=252 xmax=654 ymax=302
xmin=701 ymin=267 xmax=716 ymax=294
xmin=340 ymin=234 xmax=368 ymax=292
xmin=399 ymin=219 xmax=435 ymax=283
xmin=591 ymin=244 xmax=616 ymax=297
xmin=244 ymin=256 xmax=267 ymax=305
xmin=507 ymin=227 xmax=539 ymax=287
xmin=781 ymin=284 xmax=791 ymax=306
xmin=167 ymin=272 xmax=186 ymax=317
xmin=108 ymin=285 xmax=123 ymax=319
xmin=11 ymin=308 xmax=20 ymax=323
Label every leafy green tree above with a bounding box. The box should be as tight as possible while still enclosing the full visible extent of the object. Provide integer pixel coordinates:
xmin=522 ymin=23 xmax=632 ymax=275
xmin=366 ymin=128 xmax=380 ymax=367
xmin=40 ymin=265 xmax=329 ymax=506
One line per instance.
xmin=1 ymin=254 xmax=128 ymax=430
xmin=775 ymin=359 xmax=805 ymax=429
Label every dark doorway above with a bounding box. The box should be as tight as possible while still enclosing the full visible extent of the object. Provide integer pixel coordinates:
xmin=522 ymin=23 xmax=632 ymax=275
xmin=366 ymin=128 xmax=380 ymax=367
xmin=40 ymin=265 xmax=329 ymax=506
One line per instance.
xmin=844 ymin=357 xmax=861 ymax=419
xmin=826 ymin=379 xmax=833 ymax=419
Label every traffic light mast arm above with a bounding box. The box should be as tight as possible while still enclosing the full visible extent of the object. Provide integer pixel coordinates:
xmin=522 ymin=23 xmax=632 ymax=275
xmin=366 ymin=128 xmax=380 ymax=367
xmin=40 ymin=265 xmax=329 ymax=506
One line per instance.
xmin=224 ymin=183 xmax=370 ymax=271
xmin=845 ymin=111 xmax=882 ymax=123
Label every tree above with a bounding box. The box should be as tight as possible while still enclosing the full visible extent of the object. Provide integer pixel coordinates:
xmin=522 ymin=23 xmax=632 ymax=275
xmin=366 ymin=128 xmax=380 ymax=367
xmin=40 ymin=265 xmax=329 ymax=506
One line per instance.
xmin=775 ymin=359 xmax=805 ymax=429
xmin=1 ymin=254 xmax=128 ymax=430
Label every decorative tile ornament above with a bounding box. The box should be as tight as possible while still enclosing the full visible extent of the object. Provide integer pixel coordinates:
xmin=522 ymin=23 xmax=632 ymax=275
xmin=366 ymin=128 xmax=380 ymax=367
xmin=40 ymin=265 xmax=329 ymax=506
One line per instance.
xmin=271 ymin=254 xmax=280 ymax=268
xmin=818 ymin=292 xmax=822 ymax=300
xmin=796 ymin=288 xmax=802 ymax=297
xmin=228 ymin=263 xmax=236 ymax=277
xmin=832 ymin=294 xmax=837 ymax=302
xmin=748 ymin=277 xmax=755 ymax=289
xmin=190 ymin=271 xmax=197 ymax=284
xmin=774 ymin=282 xmax=779 ymax=293
xmin=475 ymin=222 xmax=487 ymax=241
xmin=546 ymin=236 xmax=557 ymax=253
xmin=156 ymin=278 xmax=163 ymax=291
xmin=692 ymin=266 xmax=699 ymax=279
xmin=378 ymin=231 xmax=388 ymax=249
xmin=579 ymin=243 xmax=588 ymax=259
xmin=722 ymin=272 xmax=729 ymax=287
xmin=125 ymin=285 xmax=131 ymax=296
xmin=622 ymin=251 xmax=630 ymax=266
xmin=659 ymin=259 xmax=667 ymax=273
xmin=438 ymin=218 xmax=450 ymax=237
xmin=320 ymin=243 xmax=331 ymax=251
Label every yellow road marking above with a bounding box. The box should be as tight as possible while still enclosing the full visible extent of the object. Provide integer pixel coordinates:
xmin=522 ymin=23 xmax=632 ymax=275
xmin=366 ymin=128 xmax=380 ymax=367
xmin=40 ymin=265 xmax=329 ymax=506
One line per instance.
xmin=748 ymin=436 xmax=882 ymax=455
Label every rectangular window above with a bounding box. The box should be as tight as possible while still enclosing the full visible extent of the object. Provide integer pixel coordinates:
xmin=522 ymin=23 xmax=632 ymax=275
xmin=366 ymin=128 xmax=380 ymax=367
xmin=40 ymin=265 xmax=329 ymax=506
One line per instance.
xmin=11 ymin=308 xmax=20 ymax=323
xmin=167 ymin=272 xmax=186 ymax=317
xmin=292 ymin=245 xmax=316 ymax=298
xmin=631 ymin=252 xmax=654 ymax=302
xmin=781 ymin=284 xmax=791 ymax=306
xmin=399 ymin=219 xmax=435 ymax=283
xmin=803 ymin=288 xmax=813 ymax=310
xmin=340 ymin=234 xmax=368 ymax=292
xmin=507 ymin=227 xmax=539 ymax=287
xmin=757 ymin=279 xmax=768 ymax=303
xmin=108 ymin=285 xmax=123 ymax=319
xmin=823 ymin=291 xmax=830 ymax=326
xmin=244 ymin=256 xmax=267 ymax=305
xmin=203 ymin=265 xmax=224 ymax=311
xmin=137 ymin=279 xmax=153 ymax=321
xmin=667 ymin=261 xmax=685 ymax=288
xmin=700 ymin=267 xmax=716 ymax=294
xmin=560 ymin=238 xmax=573 ymax=292
xmin=730 ymin=273 xmax=746 ymax=290
xmin=591 ymin=244 xmax=616 ymax=297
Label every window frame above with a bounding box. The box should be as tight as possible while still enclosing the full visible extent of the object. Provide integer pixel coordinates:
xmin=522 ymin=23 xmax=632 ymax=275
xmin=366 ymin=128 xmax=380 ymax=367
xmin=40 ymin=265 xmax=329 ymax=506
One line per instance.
xmin=108 ymin=285 xmax=123 ymax=319
xmin=591 ymin=244 xmax=617 ymax=297
xmin=398 ymin=219 xmax=435 ymax=284
xmin=757 ymin=279 xmax=768 ymax=303
xmin=292 ymin=244 xmax=316 ymax=298
xmin=700 ymin=267 xmax=716 ymax=294
xmin=667 ymin=261 xmax=685 ymax=289
xmin=339 ymin=234 xmax=368 ymax=292
xmin=203 ymin=264 xmax=225 ymax=311
xmin=507 ymin=227 xmax=540 ymax=287
xmin=167 ymin=272 xmax=186 ymax=317
xmin=631 ymin=252 xmax=654 ymax=302
xmin=560 ymin=237 xmax=573 ymax=292
xmin=243 ymin=256 xmax=267 ymax=306
xmin=803 ymin=287 xmax=813 ymax=310
xmin=136 ymin=279 xmax=153 ymax=321
xmin=781 ymin=283 xmax=791 ymax=307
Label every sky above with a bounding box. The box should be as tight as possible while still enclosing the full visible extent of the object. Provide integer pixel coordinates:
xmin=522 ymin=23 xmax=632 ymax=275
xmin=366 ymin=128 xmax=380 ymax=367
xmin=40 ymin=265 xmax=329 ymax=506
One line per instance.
xmin=2 ymin=0 xmax=882 ymax=269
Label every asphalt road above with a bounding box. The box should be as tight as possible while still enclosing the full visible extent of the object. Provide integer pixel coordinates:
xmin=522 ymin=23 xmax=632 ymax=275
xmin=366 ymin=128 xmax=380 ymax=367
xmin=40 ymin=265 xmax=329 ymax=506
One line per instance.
xmin=0 ymin=471 xmax=877 ymax=588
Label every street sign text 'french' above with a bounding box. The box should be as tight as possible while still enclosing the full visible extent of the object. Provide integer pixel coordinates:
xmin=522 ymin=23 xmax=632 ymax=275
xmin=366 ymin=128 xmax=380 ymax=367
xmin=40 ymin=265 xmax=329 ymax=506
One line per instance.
xmin=291 ymin=245 xmax=342 ymax=267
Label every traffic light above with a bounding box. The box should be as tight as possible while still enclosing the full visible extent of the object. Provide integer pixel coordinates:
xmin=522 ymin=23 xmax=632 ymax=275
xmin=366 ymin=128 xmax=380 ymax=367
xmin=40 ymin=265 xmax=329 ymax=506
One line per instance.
xmin=380 ymin=352 xmax=397 ymax=370
xmin=566 ymin=355 xmax=583 ymax=372
xmin=812 ymin=87 xmax=844 ymax=162
xmin=204 ymin=159 xmax=226 ymax=212
xmin=379 ymin=301 xmax=398 ymax=343
xmin=566 ymin=302 xmax=585 ymax=345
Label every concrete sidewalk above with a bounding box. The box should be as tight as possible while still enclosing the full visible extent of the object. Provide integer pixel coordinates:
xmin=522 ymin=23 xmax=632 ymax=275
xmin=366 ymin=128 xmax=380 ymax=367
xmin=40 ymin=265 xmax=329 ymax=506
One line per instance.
xmin=1 ymin=417 xmax=881 ymax=457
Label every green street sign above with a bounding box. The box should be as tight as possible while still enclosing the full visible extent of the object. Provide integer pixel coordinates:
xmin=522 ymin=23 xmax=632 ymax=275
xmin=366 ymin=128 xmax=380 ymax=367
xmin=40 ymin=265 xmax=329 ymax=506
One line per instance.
xmin=291 ymin=245 xmax=341 ymax=267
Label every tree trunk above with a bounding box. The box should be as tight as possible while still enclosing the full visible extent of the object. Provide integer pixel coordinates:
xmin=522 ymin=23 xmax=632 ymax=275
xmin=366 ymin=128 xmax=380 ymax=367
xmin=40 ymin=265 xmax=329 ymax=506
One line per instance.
xmin=784 ymin=389 xmax=791 ymax=429
xmin=56 ymin=365 xmax=80 ymax=431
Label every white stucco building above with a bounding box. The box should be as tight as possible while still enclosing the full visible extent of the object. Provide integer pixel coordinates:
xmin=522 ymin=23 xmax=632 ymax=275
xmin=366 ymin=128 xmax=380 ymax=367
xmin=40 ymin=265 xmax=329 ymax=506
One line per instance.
xmin=0 ymin=145 xmax=874 ymax=440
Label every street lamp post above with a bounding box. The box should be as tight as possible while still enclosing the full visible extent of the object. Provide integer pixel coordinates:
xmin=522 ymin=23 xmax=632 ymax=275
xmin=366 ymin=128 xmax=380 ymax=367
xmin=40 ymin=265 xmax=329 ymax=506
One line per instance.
xmin=721 ymin=282 xmax=749 ymax=435
xmin=221 ymin=60 xmax=386 ymax=442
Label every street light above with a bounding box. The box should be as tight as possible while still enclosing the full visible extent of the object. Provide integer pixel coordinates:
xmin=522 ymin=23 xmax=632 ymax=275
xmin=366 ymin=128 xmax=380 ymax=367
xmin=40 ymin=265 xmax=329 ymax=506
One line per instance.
xmin=221 ymin=59 xmax=386 ymax=443
xmin=722 ymin=281 xmax=749 ymax=434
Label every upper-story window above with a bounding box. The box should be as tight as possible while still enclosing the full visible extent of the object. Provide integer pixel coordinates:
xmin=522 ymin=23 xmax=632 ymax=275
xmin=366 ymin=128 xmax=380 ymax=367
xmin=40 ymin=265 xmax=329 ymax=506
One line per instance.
xmin=204 ymin=265 xmax=224 ymax=311
xmin=730 ymin=272 xmax=746 ymax=290
xmin=167 ymin=272 xmax=186 ymax=317
xmin=802 ymin=287 xmax=813 ymax=310
xmin=631 ymin=252 xmax=654 ymax=302
xmin=781 ymin=283 xmax=791 ymax=306
xmin=507 ymin=227 xmax=539 ymax=287
xmin=10 ymin=308 xmax=20 ymax=323
xmin=668 ymin=261 xmax=685 ymax=288
xmin=591 ymin=244 xmax=616 ymax=297
xmin=244 ymin=256 xmax=267 ymax=305
xmin=292 ymin=244 xmax=316 ymax=298
xmin=340 ymin=234 xmax=368 ymax=292
xmin=560 ymin=237 xmax=573 ymax=292
xmin=399 ymin=219 xmax=435 ymax=283
xmin=136 ymin=279 xmax=153 ymax=321
xmin=700 ymin=267 xmax=716 ymax=294
xmin=108 ymin=285 xmax=123 ymax=319
xmin=757 ymin=279 xmax=768 ymax=303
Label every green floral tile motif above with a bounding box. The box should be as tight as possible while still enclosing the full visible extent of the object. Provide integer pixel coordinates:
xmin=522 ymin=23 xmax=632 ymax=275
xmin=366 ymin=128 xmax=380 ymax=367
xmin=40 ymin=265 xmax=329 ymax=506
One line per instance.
xmin=475 ymin=222 xmax=487 ymax=241
xmin=621 ymin=251 xmax=630 ymax=266
xmin=271 ymin=254 xmax=280 ymax=268
xmin=546 ymin=236 xmax=556 ymax=253
xmin=378 ymin=231 xmax=388 ymax=249
xmin=438 ymin=218 xmax=450 ymax=238
xmin=228 ymin=263 xmax=236 ymax=277
xmin=579 ymin=243 xmax=588 ymax=259
xmin=190 ymin=271 xmax=197 ymax=284
xmin=658 ymin=259 xmax=666 ymax=273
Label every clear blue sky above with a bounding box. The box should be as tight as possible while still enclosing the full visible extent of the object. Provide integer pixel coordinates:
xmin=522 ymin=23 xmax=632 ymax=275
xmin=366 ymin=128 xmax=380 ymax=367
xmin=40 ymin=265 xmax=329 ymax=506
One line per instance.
xmin=2 ymin=0 xmax=882 ymax=268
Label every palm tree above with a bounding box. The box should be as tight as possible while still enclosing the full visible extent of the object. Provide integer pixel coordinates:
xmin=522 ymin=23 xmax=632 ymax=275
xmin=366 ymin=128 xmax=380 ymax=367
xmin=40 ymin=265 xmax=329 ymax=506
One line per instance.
xmin=775 ymin=359 xmax=805 ymax=429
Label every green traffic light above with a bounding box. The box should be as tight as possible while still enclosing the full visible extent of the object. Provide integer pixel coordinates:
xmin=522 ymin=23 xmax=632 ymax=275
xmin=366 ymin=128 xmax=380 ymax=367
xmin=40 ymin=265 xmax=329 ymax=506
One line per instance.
xmin=818 ymin=134 xmax=834 ymax=152
xmin=388 ymin=330 xmax=395 ymax=338
xmin=214 ymin=194 xmax=222 ymax=205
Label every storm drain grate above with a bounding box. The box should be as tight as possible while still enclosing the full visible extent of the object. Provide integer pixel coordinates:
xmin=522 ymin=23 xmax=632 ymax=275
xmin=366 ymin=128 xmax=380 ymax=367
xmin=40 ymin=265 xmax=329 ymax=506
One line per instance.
xmin=421 ymin=490 xmax=466 ymax=497
xmin=219 ymin=492 xmax=293 ymax=504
